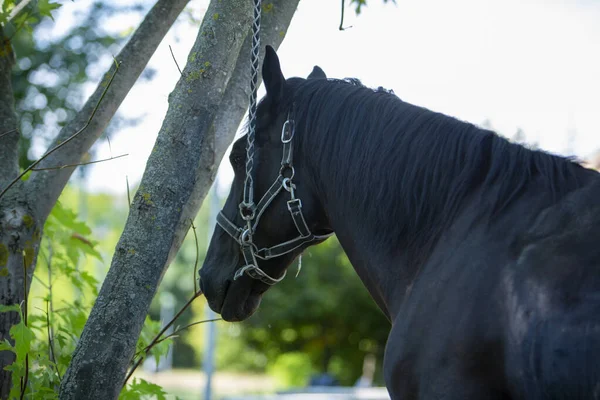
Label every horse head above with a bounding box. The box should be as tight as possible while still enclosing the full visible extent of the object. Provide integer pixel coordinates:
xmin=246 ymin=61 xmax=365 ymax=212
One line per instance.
xmin=199 ymin=46 xmax=332 ymax=322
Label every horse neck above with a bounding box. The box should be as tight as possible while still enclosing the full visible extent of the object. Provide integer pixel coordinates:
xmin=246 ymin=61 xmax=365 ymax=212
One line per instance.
xmin=300 ymin=122 xmax=423 ymax=321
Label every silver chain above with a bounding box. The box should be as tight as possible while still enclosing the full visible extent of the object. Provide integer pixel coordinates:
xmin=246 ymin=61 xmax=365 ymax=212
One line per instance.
xmin=242 ymin=0 xmax=262 ymax=211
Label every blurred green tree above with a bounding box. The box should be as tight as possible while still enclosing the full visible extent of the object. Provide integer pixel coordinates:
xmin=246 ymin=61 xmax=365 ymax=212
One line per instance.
xmin=10 ymin=1 xmax=156 ymax=170
xmin=239 ymin=238 xmax=390 ymax=386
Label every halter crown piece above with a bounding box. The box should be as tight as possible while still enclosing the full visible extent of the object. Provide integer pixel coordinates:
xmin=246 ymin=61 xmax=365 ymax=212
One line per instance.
xmin=216 ymin=117 xmax=334 ymax=285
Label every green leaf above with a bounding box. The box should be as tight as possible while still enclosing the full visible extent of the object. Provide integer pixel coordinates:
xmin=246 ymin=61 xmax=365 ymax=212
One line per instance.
xmin=0 ymin=304 xmax=21 ymax=313
xmin=0 ymin=0 xmax=15 ymax=25
xmin=2 ymin=0 xmax=16 ymax=15
xmin=10 ymin=319 xmax=34 ymax=361
xmin=50 ymin=201 xmax=92 ymax=235
xmin=151 ymin=337 xmax=171 ymax=368
xmin=350 ymin=0 xmax=367 ymax=14
xmin=37 ymin=0 xmax=62 ymax=20
xmin=0 ymin=339 xmax=15 ymax=353
xmin=120 ymin=378 xmax=167 ymax=400
xmin=69 ymin=234 xmax=102 ymax=261
xmin=3 ymin=361 xmax=21 ymax=372
xmin=80 ymin=270 xmax=99 ymax=296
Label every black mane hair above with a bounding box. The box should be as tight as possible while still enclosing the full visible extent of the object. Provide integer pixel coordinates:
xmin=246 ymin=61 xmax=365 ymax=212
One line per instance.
xmin=275 ymin=77 xmax=584 ymax=257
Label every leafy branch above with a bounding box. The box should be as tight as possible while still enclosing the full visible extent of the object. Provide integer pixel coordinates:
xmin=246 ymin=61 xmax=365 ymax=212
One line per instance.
xmin=45 ymin=302 xmax=61 ymax=381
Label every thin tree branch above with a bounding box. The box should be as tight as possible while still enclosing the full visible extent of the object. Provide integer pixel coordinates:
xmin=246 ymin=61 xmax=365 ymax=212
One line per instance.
xmin=45 ymin=302 xmax=61 ymax=381
xmin=0 ymin=59 xmax=121 ymax=201
xmin=30 ymin=153 xmax=128 ymax=171
xmin=105 ymin=133 xmax=113 ymax=158
xmin=32 ymin=275 xmax=49 ymax=289
xmin=191 ymin=219 xmax=199 ymax=293
xmin=0 ymin=128 xmax=18 ymax=140
xmin=126 ymin=176 xmax=131 ymax=208
xmin=123 ymin=290 xmax=204 ymax=387
xmin=339 ymin=0 xmax=353 ymax=31
xmin=168 ymin=45 xmax=182 ymax=75
xmin=148 ymin=318 xmax=221 ymax=349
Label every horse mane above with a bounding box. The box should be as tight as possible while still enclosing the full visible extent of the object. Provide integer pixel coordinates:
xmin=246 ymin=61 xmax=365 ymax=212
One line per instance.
xmin=277 ymin=77 xmax=584 ymax=258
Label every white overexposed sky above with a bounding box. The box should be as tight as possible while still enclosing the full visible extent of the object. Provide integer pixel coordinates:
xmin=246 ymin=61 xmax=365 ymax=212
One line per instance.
xmin=67 ymin=0 xmax=600 ymax=194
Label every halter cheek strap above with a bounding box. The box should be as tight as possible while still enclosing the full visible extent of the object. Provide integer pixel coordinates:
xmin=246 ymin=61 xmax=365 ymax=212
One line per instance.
xmin=216 ymin=117 xmax=334 ymax=285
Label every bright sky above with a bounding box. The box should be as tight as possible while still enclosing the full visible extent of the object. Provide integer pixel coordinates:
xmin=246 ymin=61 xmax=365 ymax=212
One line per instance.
xmin=76 ymin=0 xmax=600 ymax=194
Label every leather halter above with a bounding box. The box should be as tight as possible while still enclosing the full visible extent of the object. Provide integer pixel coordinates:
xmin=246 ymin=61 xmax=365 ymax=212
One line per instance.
xmin=216 ymin=118 xmax=333 ymax=285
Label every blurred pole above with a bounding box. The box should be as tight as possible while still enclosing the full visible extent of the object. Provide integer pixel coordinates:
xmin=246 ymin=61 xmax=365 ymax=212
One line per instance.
xmin=203 ymin=181 xmax=220 ymax=400
xmin=159 ymin=292 xmax=175 ymax=371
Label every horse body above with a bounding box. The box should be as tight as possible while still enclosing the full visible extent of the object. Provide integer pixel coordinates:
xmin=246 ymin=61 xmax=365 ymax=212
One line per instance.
xmin=381 ymin=177 xmax=600 ymax=399
xmin=312 ymin=110 xmax=600 ymax=398
xmin=200 ymin=46 xmax=600 ymax=399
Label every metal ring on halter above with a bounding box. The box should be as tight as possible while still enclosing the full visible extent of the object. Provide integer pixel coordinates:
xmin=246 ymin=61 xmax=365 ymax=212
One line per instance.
xmin=279 ymin=164 xmax=295 ymax=179
xmin=239 ymin=203 xmax=256 ymax=221
xmin=281 ymin=119 xmax=295 ymax=143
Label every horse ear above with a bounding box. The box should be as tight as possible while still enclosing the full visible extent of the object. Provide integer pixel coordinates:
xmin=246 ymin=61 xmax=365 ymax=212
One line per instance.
xmin=308 ymin=66 xmax=327 ymax=79
xmin=262 ymin=45 xmax=285 ymax=101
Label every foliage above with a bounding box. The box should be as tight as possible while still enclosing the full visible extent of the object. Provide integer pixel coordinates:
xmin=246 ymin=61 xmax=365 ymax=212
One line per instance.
xmin=119 ymin=378 xmax=167 ymax=400
xmin=267 ymin=352 xmax=313 ymax=388
xmin=1 ymin=193 xmax=171 ymax=399
xmin=4 ymin=0 xmax=153 ymax=169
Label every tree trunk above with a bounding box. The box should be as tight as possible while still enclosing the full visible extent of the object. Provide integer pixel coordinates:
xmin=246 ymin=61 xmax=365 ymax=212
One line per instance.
xmin=0 ymin=26 xmax=18 ymax=189
xmin=59 ymin=1 xmax=299 ymax=399
xmin=0 ymin=194 xmax=39 ymax=400
xmin=0 ymin=23 xmax=36 ymax=400
xmin=0 ymin=1 xmax=191 ymax=397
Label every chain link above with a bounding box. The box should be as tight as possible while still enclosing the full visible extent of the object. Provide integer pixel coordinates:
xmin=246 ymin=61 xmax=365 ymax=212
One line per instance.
xmin=242 ymin=0 xmax=262 ymax=210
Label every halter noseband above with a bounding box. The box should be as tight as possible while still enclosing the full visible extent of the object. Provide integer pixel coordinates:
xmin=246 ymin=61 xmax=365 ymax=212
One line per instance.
xmin=216 ymin=117 xmax=333 ymax=285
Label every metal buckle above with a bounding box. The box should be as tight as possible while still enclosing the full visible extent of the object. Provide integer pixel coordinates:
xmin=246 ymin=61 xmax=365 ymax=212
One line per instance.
xmin=287 ymin=198 xmax=302 ymax=212
xmin=281 ymin=119 xmax=294 ymax=143
xmin=240 ymin=228 xmax=252 ymax=244
xmin=282 ymin=178 xmax=296 ymax=198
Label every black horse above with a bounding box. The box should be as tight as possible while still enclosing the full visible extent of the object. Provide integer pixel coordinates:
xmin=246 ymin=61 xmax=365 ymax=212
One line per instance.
xmin=199 ymin=46 xmax=600 ymax=399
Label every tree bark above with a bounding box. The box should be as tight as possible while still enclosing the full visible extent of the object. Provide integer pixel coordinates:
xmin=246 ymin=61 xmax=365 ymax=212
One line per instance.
xmin=0 ymin=25 xmax=18 ymax=190
xmin=166 ymin=0 xmax=301 ymax=267
xmin=59 ymin=1 xmax=299 ymax=399
xmin=0 ymin=0 xmax=191 ymax=397
xmin=0 ymin=24 xmax=31 ymax=400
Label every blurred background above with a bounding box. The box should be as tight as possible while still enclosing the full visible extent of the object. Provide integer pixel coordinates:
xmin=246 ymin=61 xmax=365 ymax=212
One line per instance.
xmin=12 ymin=0 xmax=600 ymax=398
